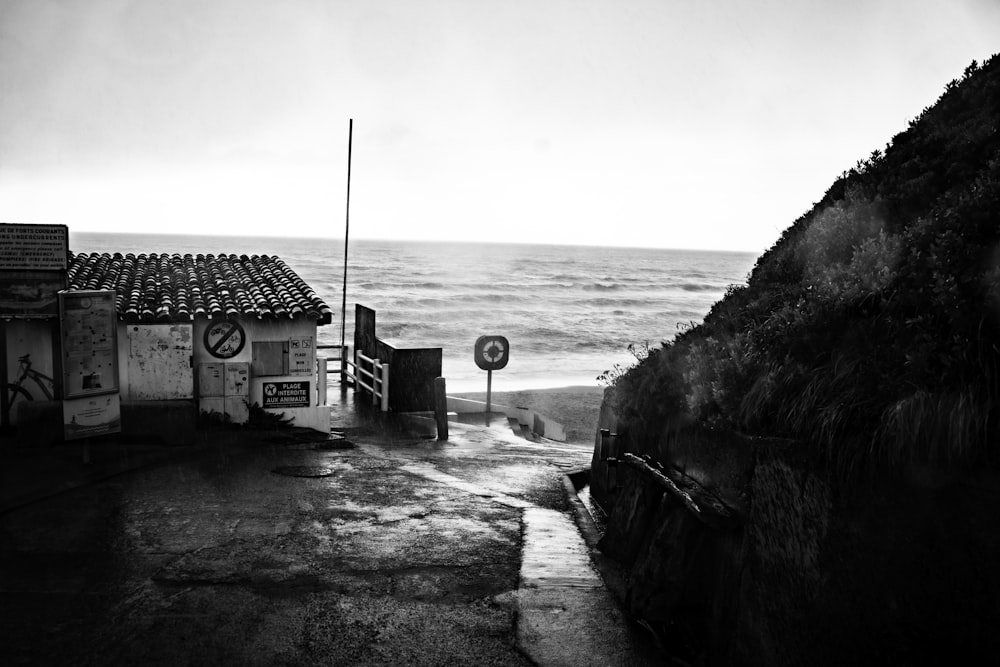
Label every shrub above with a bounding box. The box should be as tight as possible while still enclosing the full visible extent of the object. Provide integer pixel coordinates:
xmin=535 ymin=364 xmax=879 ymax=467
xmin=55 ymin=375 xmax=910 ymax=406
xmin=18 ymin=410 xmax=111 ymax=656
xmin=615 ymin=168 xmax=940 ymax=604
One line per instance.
xmin=610 ymin=55 xmax=1000 ymax=477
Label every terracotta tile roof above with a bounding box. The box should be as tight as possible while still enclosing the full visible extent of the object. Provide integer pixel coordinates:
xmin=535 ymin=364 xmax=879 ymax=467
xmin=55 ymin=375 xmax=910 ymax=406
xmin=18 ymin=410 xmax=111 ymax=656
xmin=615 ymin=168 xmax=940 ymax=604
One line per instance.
xmin=67 ymin=252 xmax=333 ymax=324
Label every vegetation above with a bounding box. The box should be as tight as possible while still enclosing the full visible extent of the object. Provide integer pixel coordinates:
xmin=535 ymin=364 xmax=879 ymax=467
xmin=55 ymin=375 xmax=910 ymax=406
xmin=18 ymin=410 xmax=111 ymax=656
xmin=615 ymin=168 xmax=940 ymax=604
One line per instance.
xmin=607 ymin=55 xmax=1000 ymax=476
xmin=198 ymin=402 xmax=295 ymax=430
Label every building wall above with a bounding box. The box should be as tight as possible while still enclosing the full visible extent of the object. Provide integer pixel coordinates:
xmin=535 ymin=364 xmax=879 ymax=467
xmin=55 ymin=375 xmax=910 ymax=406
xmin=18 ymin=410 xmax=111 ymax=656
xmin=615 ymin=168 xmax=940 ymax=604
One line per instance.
xmin=118 ymin=323 xmax=192 ymax=400
xmin=5 ymin=320 xmax=58 ymax=423
xmin=192 ymin=317 xmax=330 ymax=432
xmin=5 ymin=316 xmax=331 ymax=432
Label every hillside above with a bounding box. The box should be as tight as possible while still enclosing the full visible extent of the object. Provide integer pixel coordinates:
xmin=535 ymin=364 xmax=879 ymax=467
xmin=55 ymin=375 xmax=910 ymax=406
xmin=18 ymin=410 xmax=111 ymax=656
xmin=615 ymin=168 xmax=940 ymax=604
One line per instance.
xmin=610 ymin=54 xmax=1000 ymax=476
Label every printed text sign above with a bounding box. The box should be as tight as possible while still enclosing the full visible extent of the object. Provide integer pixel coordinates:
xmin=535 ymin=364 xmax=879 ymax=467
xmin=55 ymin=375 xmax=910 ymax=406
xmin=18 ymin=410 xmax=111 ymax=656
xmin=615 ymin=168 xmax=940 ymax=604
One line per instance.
xmin=262 ymin=381 xmax=310 ymax=408
xmin=0 ymin=223 xmax=68 ymax=271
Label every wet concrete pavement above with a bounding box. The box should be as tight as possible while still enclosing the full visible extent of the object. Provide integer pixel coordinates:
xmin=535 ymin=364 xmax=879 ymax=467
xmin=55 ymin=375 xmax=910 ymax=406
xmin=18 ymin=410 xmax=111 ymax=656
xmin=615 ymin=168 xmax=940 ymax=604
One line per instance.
xmin=0 ymin=402 xmax=661 ymax=666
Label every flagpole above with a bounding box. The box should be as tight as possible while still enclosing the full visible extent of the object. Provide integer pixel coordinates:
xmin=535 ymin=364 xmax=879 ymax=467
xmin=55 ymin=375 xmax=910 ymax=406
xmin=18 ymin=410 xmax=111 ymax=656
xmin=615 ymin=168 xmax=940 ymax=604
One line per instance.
xmin=340 ymin=119 xmax=352 ymax=378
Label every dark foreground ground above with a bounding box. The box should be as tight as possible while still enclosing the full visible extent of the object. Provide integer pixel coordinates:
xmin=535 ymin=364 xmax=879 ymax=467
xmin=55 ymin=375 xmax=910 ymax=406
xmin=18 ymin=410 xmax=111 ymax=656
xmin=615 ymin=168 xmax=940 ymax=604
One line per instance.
xmin=0 ymin=413 xmax=660 ymax=666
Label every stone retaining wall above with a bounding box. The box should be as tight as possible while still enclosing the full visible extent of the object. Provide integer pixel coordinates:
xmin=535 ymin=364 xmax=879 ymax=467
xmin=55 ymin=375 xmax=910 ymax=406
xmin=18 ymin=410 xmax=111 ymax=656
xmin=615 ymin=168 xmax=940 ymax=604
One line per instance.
xmin=591 ymin=388 xmax=1000 ymax=665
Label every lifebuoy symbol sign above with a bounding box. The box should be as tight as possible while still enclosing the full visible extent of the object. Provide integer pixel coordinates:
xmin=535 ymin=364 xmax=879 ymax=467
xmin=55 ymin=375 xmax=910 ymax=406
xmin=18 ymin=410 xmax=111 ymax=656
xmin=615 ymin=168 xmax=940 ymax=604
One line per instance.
xmin=474 ymin=335 xmax=509 ymax=371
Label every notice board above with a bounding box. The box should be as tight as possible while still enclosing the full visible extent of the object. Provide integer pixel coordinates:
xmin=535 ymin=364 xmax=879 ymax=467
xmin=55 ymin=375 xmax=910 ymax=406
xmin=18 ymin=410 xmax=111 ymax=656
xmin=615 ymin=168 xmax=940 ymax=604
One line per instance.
xmin=59 ymin=290 xmax=121 ymax=440
xmin=59 ymin=290 xmax=120 ymax=399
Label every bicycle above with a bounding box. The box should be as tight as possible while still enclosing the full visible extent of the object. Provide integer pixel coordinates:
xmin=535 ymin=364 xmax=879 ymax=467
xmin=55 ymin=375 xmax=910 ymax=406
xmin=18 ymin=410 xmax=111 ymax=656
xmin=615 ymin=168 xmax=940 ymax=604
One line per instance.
xmin=7 ymin=354 xmax=55 ymax=408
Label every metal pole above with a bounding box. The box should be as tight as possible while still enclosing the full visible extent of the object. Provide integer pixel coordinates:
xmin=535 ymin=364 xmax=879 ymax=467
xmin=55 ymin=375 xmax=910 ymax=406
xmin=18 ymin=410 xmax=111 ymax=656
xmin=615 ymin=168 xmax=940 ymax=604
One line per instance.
xmin=486 ymin=369 xmax=492 ymax=413
xmin=340 ymin=119 xmax=353 ymax=366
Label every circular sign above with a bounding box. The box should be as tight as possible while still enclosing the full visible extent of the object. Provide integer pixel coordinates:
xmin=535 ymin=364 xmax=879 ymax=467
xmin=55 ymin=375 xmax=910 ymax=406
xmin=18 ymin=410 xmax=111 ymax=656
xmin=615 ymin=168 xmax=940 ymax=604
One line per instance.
xmin=204 ymin=320 xmax=246 ymax=359
xmin=474 ymin=335 xmax=509 ymax=371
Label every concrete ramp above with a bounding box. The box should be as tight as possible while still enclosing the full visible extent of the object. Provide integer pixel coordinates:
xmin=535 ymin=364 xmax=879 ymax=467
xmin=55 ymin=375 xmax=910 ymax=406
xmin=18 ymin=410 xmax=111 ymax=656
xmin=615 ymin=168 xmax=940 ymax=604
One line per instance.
xmin=518 ymin=507 xmax=656 ymax=666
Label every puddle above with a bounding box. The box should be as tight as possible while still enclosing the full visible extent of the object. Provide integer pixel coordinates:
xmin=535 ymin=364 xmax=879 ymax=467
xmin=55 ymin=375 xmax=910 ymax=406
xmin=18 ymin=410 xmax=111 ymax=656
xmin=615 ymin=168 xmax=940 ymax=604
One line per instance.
xmin=576 ymin=484 xmax=607 ymax=536
xmin=272 ymin=466 xmax=337 ymax=478
xmin=313 ymin=439 xmax=355 ymax=450
xmin=400 ymin=463 xmax=532 ymax=509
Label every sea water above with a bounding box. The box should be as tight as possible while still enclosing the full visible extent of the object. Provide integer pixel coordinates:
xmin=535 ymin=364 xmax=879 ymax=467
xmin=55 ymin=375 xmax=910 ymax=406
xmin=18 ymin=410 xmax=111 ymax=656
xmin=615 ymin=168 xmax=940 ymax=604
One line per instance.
xmin=70 ymin=233 xmax=758 ymax=393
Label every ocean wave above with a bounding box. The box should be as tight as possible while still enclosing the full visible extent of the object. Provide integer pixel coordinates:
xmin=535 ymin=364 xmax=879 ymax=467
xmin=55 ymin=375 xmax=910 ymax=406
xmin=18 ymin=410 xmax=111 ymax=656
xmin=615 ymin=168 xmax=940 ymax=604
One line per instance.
xmin=426 ymin=281 xmax=580 ymax=292
xmin=397 ymin=293 xmax=539 ymax=308
xmin=678 ymin=282 xmax=722 ymax=292
xmin=354 ymin=281 xmax=448 ymax=290
xmin=565 ymin=296 xmax=671 ymax=307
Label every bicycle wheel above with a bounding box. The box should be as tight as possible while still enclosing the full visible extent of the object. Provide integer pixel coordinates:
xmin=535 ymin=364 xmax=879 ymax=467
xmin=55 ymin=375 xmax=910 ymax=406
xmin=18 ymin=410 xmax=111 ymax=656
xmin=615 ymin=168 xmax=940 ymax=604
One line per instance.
xmin=7 ymin=384 xmax=32 ymax=408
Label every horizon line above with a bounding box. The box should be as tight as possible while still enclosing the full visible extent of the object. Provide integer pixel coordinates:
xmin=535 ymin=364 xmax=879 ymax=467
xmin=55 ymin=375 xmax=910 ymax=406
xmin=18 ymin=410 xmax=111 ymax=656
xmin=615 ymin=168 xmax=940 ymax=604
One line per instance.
xmin=67 ymin=229 xmax=764 ymax=255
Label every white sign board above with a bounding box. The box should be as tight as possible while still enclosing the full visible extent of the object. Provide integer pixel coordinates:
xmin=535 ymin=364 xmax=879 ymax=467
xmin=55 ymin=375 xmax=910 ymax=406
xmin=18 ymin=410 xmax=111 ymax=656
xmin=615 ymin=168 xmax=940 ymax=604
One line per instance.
xmin=64 ymin=393 xmax=121 ymax=440
xmin=0 ymin=223 xmax=68 ymax=271
xmin=289 ymin=336 xmax=314 ymax=375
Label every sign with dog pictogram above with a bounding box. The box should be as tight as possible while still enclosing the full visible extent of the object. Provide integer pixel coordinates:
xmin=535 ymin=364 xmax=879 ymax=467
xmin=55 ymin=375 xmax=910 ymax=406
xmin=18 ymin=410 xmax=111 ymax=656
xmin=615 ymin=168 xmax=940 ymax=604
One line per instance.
xmin=262 ymin=380 xmax=310 ymax=408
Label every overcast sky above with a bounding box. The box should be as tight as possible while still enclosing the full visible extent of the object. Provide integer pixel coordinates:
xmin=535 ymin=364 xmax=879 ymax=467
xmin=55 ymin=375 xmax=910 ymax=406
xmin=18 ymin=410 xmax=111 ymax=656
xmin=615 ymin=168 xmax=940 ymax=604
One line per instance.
xmin=1 ymin=0 xmax=997 ymax=251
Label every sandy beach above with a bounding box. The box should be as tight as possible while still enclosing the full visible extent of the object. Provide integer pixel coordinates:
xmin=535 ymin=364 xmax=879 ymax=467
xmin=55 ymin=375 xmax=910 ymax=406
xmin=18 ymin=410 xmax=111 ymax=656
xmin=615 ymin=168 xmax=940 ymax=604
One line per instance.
xmin=453 ymin=384 xmax=606 ymax=444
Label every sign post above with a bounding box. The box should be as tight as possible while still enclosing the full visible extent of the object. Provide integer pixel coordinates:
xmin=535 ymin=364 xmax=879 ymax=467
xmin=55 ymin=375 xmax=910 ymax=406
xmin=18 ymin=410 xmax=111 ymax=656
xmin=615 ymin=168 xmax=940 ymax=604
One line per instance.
xmin=474 ymin=335 xmax=509 ymax=413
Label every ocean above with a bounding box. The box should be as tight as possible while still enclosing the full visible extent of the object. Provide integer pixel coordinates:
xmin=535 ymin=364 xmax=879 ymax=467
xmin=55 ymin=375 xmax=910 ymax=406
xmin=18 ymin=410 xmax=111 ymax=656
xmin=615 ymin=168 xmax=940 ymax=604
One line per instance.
xmin=71 ymin=233 xmax=758 ymax=393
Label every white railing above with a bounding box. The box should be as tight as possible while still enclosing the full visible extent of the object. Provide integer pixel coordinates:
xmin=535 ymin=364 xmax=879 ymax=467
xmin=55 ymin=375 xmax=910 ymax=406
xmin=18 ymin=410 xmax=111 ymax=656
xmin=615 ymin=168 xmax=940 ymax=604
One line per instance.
xmin=316 ymin=344 xmax=349 ymax=383
xmin=316 ymin=344 xmax=390 ymax=411
xmin=343 ymin=348 xmax=390 ymax=411
xmin=316 ymin=344 xmax=347 ymax=407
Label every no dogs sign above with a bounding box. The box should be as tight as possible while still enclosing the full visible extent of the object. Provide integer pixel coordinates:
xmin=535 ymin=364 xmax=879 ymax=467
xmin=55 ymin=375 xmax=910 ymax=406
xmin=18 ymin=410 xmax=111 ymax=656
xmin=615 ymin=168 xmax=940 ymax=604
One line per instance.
xmin=474 ymin=335 xmax=509 ymax=371
xmin=262 ymin=381 xmax=310 ymax=408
